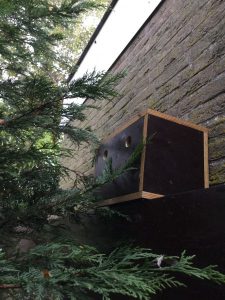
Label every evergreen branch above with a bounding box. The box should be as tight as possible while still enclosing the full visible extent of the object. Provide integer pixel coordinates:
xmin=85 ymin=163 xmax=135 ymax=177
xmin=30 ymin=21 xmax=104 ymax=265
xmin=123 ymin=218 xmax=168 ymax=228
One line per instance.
xmin=1 ymin=245 xmax=225 ymax=299
xmin=1 ymin=1 xmax=225 ymax=299
xmin=86 ymin=137 xmax=149 ymax=195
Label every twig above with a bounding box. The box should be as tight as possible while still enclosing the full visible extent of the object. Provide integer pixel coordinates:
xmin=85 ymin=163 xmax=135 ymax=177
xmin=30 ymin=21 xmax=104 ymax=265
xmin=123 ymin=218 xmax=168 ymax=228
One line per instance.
xmin=0 ymin=284 xmax=21 ymax=289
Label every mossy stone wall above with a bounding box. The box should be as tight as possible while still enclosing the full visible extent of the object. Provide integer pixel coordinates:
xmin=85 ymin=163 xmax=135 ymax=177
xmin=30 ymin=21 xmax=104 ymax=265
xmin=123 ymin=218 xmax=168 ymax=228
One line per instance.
xmin=62 ymin=0 xmax=225 ymax=188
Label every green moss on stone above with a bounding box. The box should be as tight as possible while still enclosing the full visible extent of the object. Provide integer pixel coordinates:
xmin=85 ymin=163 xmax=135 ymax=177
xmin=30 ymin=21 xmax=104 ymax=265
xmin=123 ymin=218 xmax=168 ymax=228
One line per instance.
xmin=209 ymin=162 xmax=225 ymax=185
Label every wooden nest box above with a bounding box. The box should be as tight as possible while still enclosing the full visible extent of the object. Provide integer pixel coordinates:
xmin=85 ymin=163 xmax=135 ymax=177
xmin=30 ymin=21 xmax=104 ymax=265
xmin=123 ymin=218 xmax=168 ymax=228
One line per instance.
xmin=95 ymin=109 xmax=209 ymax=206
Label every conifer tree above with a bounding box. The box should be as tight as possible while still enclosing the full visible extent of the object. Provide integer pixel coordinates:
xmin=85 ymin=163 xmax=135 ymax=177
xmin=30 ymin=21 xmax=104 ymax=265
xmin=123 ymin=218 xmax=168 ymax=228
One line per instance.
xmin=1 ymin=1 xmax=225 ymax=299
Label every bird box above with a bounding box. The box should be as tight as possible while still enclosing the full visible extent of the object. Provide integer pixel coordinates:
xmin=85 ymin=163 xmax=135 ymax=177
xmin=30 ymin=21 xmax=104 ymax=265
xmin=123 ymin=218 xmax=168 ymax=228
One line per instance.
xmin=95 ymin=109 xmax=209 ymax=206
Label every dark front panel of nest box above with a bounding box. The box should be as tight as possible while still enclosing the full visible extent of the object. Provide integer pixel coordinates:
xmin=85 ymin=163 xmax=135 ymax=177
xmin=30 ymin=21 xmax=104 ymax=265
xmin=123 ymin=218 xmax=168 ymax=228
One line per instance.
xmin=144 ymin=115 xmax=205 ymax=194
xmin=95 ymin=117 xmax=144 ymax=199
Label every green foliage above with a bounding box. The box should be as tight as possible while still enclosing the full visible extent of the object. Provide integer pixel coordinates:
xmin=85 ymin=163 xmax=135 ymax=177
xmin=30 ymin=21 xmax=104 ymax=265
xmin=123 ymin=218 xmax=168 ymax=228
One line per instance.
xmin=0 ymin=0 xmax=103 ymax=78
xmin=0 ymin=0 xmax=120 ymax=249
xmin=87 ymin=139 xmax=145 ymax=194
xmin=1 ymin=244 xmax=225 ymax=300
xmin=0 ymin=249 xmax=19 ymax=285
xmin=1 ymin=0 xmax=225 ymax=299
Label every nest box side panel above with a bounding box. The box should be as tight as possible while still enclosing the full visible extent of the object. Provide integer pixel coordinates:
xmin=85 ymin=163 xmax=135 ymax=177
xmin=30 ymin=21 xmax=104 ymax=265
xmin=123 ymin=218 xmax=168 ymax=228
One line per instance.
xmin=95 ymin=117 xmax=144 ymax=200
xmin=144 ymin=114 xmax=205 ymax=194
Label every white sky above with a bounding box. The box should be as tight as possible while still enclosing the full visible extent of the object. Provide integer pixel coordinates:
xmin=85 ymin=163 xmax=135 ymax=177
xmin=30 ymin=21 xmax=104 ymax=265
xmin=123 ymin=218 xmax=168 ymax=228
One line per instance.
xmin=74 ymin=0 xmax=162 ymax=79
xmin=66 ymin=0 xmax=162 ymax=106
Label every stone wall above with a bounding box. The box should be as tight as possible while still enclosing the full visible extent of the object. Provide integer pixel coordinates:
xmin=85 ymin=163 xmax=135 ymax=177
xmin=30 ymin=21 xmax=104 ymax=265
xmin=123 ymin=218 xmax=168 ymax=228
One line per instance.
xmin=61 ymin=0 xmax=225 ymax=188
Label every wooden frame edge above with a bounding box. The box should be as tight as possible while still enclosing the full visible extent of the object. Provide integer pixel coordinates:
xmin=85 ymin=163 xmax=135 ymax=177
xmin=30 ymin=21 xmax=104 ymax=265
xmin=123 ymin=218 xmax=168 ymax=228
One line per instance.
xmin=147 ymin=109 xmax=208 ymax=133
xmin=139 ymin=113 xmax=148 ymax=191
xmin=203 ymin=131 xmax=209 ymax=188
xmin=141 ymin=191 xmax=164 ymax=199
xmin=96 ymin=108 xmax=209 ymax=195
xmin=101 ymin=108 xmax=208 ymax=144
xmin=102 ymin=111 xmax=146 ymax=143
xmin=96 ymin=192 xmax=142 ymax=207
xmin=96 ymin=191 xmax=163 ymax=207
